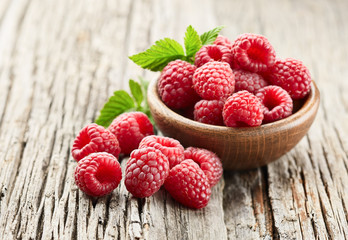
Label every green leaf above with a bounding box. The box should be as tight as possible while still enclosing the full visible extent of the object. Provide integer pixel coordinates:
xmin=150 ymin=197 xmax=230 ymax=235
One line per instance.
xmin=129 ymin=79 xmax=143 ymax=107
xmin=184 ymin=25 xmax=202 ymax=58
xmin=95 ymin=90 xmax=135 ymax=127
xmin=129 ymin=38 xmax=186 ymax=71
xmin=200 ymin=26 xmax=225 ymax=45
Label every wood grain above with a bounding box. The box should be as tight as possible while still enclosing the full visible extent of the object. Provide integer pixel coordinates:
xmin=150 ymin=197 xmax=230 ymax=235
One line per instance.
xmin=0 ymin=0 xmax=347 ymax=239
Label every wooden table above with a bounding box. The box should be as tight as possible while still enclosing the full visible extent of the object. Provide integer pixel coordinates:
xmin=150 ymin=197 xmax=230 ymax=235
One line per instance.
xmin=0 ymin=0 xmax=347 ymax=239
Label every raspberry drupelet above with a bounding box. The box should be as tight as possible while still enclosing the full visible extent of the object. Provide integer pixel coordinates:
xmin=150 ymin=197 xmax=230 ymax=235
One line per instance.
xmin=74 ymin=152 xmax=122 ymax=197
xmin=108 ymin=112 xmax=154 ymax=155
xmin=256 ymin=85 xmax=293 ymax=123
xmin=193 ymin=61 xmax=235 ymax=100
xmin=213 ymin=35 xmax=232 ymax=50
xmin=164 ymin=159 xmax=211 ymax=209
xmin=125 ymin=147 xmax=169 ymax=198
xmin=194 ymin=45 xmax=233 ymax=68
xmin=139 ymin=136 xmax=185 ymax=168
xmin=223 ymin=90 xmax=264 ymax=127
xmin=72 ymin=123 xmax=121 ymax=161
xmin=265 ymin=58 xmax=312 ymax=100
xmin=193 ymin=99 xmax=225 ymax=126
xmin=233 ymin=69 xmax=268 ymax=94
xmin=184 ymin=147 xmax=223 ymax=187
xmin=158 ymin=60 xmax=199 ymax=109
xmin=231 ymin=33 xmax=276 ymax=73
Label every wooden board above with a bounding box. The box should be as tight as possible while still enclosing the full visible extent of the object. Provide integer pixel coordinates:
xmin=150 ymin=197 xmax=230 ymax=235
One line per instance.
xmin=0 ymin=0 xmax=347 ymax=239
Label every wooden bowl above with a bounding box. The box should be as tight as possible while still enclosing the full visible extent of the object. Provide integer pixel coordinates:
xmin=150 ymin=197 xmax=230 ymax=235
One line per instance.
xmin=147 ymin=79 xmax=320 ymax=170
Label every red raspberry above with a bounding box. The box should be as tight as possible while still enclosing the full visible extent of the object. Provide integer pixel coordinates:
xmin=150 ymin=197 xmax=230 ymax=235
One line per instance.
xmin=194 ymin=45 xmax=233 ymax=68
xmin=75 ymin=152 xmax=122 ymax=197
xmin=231 ymin=33 xmax=276 ymax=73
xmin=108 ymin=112 xmax=154 ymax=155
xmin=158 ymin=60 xmax=199 ymax=109
xmin=164 ymin=160 xmax=211 ymax=209
xmin=193 ymin=99 xmax=224 ymax=126
xmin=266 ymin=58 xmax=311 ymax=100
xmin=233 ymin=69 xmax=268 ymax=94
xmin=256 ymin=85 xmax=293 ymax=123
xmin=193 ymin=61 xmax=235 ymax=100
xmin=184 ymin=147 xmax=223 ymax=187
xmin=139 ymin=136 xmax=184 ymax=168
xmin=213 ymin=35 xmax=232 ymax=49
xmin=223 ymin=90 xmax=264 ymax=127
xmin=72 ymin=123 xmax=120 ymax=161
xmin=125 ymin=147 xmax=169 ymax=198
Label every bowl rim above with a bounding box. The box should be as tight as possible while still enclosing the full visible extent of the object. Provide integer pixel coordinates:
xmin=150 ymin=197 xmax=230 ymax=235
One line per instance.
xmin=148 ymin=78 xmax=320 ymax=133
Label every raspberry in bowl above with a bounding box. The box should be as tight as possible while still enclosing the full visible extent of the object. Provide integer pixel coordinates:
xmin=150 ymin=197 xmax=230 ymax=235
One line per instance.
xmin=147 ymin=78 xmax=320 ymax=170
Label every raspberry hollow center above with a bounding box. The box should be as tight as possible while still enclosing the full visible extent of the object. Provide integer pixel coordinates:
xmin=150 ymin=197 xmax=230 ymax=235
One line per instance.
xmin=78 ymin=134 xmax=91 ymax=149
xmin=263 ymin=94 xmax=281 ymax=111
xmin=95 ymin=165 xmax=117 ymax=184
xmin=207 ymin=47 xmax=223 ymax=61
xmin=247 ymin=46 xmax=267 ymax=63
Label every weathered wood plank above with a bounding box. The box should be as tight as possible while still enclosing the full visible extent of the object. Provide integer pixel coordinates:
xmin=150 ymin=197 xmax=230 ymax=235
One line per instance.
xmin=0 ymin=0 xmax=348 ymax=239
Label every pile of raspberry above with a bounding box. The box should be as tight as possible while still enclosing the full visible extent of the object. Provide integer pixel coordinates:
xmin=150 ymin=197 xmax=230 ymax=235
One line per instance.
xmin=71 ymin=112 xmax=223 ymax=209
xmin=158 ymin=33 xmax=312 ymax=127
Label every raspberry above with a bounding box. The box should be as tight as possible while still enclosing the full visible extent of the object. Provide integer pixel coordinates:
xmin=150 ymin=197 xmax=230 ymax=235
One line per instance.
xmin=231 ymin=33 xmax=276 ymax=72
xmin=184 ymin=147 xmax=223 ymax=187
xmin=233 ymin=69 xmax=268 ymax=94
xmin=108 ymin=112 xmax=154 ymax=155
xmin=213 ymin=35 xmax=232 ymax=49
xmin=266 ymin=58 xmax=311 ymax=100
xmin=194 ymin=45 xmax=233 ymax=68
xmin=193 ymin=99 xmax=224 ymax=126
xmin=223 ymin=90 xmax=264 ymax=127
xmin=164 ymin=160 xmax=211 ymax=209
xmin=158 ymin=60 xmax=199 ymax=109
xmin=74 ymin=152 xmax=122 ymax=197
xmin=139 ymin=136 xmax=184 ymax=168
xmin=256 ymin=85 xmax=293 ymax=123
xmin=72 ymin=123 xmax=120 ymax=161
xmin=193 ymin=61 xmax=235 ymax=100
xmin=125 ymin=147 xmax=169 ymax=198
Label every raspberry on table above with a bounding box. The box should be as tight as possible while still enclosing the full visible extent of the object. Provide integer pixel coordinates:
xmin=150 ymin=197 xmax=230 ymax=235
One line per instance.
xmin=194 ymin=45 xmax=233 ymax=68
xmin=223 ymin=90 xmax=264 ymax=127
xmin=256 ymin=85 xmax=293 ymax=123
xmin=233 ymin=69 xmax=268 ymax=94
xmin=193 ymin=61 xmax=235 ymax=100
xmin=231 ymin=33 xmax=276 ymax=73
xmin=193 ymin=99 xmax=225 ymax=126
xmin=265 ymin=58 xmax=312 ymax=100
xmin=139 ymin=136 xmax=184 ymax=168
xmin=72 ymin=123 xmax=121 ymax=161
xmin=158 ymin=60 xmax=199 ymax=109
xmin=108 ymin=112 xmax=154 ymax=155
xmin=213 ymin=35 xmax=232 ymax=50
xmin=125 ymin=147 xmax=169 ymax=198
xmin=164 ymin=159 xmax=211 ymax=209
xmin=184 ymin=147 xmax=223 ymax=187
xmin=74 ymin=152 xmax=122 ymax=197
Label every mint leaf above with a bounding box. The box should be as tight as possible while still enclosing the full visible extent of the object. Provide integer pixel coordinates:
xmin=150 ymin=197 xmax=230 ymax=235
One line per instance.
xmin=129 ymin=79 xmax=143 ymax=108
xmin=200 ymin=26 xmax=225 ymax=45
xmin=95 ymin=90 xmax=135 ymax=127
xmin=184 ymin=25 xmax=202 ymax=59
xmin=129 ymin=38 xmax=185 ymax=71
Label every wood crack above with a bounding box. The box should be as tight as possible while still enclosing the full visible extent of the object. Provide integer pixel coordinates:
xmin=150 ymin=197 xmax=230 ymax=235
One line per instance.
xmin=262 ymin=166 xmax=279 ymax=240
